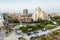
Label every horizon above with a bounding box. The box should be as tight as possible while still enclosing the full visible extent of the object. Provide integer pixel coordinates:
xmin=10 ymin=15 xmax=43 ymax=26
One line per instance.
xmin=0 ymin=0 xmax=60 ymax=13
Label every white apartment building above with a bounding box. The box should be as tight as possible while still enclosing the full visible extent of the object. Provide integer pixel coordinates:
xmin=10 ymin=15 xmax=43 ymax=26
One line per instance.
xmin=32 ymin=7 xmax=49 ymax=21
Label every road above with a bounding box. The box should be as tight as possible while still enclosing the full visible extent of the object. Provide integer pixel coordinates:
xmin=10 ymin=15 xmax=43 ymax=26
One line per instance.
xmin=0 ymin=31 xmax=5 ymax=40
xmin=2 ymin=26 xmax=60 ymax=40
xmin=24 ymin=26 xmax=60 ymax=40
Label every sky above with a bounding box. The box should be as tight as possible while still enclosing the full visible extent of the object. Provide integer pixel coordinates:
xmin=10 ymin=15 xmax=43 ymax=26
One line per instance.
xmin=0 ymin=0 xmax=60 ymax=13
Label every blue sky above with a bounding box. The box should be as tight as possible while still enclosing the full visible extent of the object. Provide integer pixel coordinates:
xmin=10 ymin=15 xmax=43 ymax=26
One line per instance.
xmin=0 ymin=0 xmax=60 ymax=13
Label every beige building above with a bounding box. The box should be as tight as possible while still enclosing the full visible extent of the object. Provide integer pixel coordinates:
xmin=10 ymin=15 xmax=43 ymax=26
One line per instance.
xmin=8 ymin=13 xmax=21 ymax=21
xmin=50 ymin=12 xmax=60 ymax=17
xmin=20 ymin=15 xmax=32 ymax=22
xmin=23 ymin=9 xmax=28 ymax=16
xmin=8 ymin=9 xmax=32 ymax=22
xmin=32 ymin=7 xmax=49 ymax=21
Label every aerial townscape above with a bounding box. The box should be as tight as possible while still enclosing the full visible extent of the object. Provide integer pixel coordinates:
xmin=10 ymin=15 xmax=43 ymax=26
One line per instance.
xmin=0 ymin=7 xmax=60 ymax=40
xmin=0 ymin=0 xmax=60 ymax=40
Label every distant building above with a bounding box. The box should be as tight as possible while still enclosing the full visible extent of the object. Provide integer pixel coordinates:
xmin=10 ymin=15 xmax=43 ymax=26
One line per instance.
xmin=8 ymin=7 xmax=50 ymax=22
xmin=32 ymin=7 xmax=49 ymax=21
xmin=23 ymin=9 xmax=28 ymax=16
xmin=21 ymin=9 xmax=32 ymax=22
xmin=8 ymin=12 xmax=32 ymax=23
xmin=8 ymin=13 xmax=21 ymax=21
xmin=32 ymin=13 xmax=37 ymax=21
xmin=50 ymin=12 xmax=60 ymax=17
xmin=20 ymin=15 xmax=32 ymax=22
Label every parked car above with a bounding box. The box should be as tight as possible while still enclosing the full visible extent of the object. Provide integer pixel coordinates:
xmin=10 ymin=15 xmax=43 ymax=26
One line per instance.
xmin=27 ymin=33 xmax=32 ymax=36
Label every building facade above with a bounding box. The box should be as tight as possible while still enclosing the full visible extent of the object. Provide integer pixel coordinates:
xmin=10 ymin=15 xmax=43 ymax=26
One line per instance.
xmin=20 ymin=16 xmax=32 ymax=22
xmin=8 ymin=9 xmax=32 ymax=22
xmin=23 ymin=9 xmax=28 ymax=16
xmin=32 ymin=7 xmax=49 ymax=21
xmin=50 ymin=12 xmax=60 ymax=17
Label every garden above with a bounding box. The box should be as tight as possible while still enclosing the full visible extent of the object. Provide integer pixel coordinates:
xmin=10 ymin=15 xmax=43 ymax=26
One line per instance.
xmin=19 ymin=20 xmax=56 ymax=33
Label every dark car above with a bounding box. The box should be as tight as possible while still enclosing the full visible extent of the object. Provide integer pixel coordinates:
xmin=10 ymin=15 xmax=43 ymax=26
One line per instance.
xmin=27 ymin=33 xmax=32 ymax=36
xmin=33 ymin=32 xmax=39 ymax=34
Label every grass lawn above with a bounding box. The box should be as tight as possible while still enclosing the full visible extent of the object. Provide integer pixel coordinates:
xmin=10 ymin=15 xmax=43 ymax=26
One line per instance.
xmin=45 ymin=25 xmax=56 ymax=30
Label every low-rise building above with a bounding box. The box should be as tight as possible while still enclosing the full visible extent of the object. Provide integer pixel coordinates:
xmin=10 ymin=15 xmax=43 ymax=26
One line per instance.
xmin=20 ymin=15 xmax=32 ymax=22
xmin=8 ymin=13 xmax=32 ymax=22
xmin=50 ymin=12 xmax=60 ymax=17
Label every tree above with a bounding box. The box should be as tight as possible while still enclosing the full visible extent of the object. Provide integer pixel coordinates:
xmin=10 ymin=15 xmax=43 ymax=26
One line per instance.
xmin=8 ymin=18 xmax=13 ymax=23
xmin=7 ymin=27 xmax=12 ymax=33
xmin=56 ymin=19 xmax=60 ymax=25
xmin=51 ymin=31 xmax=59 ymax=35
xmin=13 ymin=19 xmax=20 ymax=23
xmin=40 ymin=35 xmax=47 ymax=40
